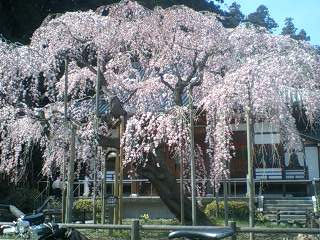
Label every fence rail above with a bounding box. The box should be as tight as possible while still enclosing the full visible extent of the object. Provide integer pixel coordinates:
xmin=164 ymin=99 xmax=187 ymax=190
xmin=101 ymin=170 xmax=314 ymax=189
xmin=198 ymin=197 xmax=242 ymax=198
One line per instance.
xmin=2 ymin=221 xmax=320 ymax=239
xmin=59 ymin=221 xmax=320 ymax=240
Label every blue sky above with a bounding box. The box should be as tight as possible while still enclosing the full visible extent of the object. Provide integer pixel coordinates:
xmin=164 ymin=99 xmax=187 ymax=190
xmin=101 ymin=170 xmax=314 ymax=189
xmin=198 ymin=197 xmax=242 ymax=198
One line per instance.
xmin=221 ymin=0 xmax=320 ymax=45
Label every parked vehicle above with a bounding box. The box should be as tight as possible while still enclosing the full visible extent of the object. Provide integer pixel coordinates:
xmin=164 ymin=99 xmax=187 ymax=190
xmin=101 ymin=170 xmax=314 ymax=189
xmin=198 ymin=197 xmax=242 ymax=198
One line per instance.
xmin=0 ymin=198 xmax=87 ymax=240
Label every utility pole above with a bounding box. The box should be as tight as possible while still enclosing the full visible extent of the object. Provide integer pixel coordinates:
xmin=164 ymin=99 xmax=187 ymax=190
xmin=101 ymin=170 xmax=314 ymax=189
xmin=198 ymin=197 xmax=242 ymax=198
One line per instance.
xmin=62 ymin=56 xmax=68 ymax=223
xmin=93 ymin=57 xmax=102 ymax=224
xmin=188 ymin=86 xmax=197 ymax=226
xmin=65 ymin=124 xmax=76 ymax=223
xmin=246 ymin=107 xmax=255 ymax=240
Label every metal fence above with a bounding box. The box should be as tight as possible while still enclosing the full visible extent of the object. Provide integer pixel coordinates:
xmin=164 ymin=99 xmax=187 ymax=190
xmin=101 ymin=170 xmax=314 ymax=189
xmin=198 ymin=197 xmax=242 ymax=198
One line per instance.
xmin=35 ymin=176 xmax=316 ymax=202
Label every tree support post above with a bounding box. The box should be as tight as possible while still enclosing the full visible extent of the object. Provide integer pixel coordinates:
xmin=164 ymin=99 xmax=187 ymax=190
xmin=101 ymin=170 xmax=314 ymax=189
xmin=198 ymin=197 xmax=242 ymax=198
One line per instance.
xmin=223 ymin=180 xmax=229 ymax=226
xmin=93 ymin=56 xmax=103 ymax=224
xmin=131 ymin=220 xmax=140 ymax=240
xmin=65 ymin=124 xmax=76 ymax=223
xmin=114 ymin=147 xmax=120 ymax=224
xmin=180 ymin=153 xmax=185 ymax=225
xmin=62 ymin=56 xmax=68 ymax=223
xmin=246 ymin=108 xmax=255 ymax=240
xmin=188 ymin=86 xmax=197 ymax=226
xmin=228 ymin=221 xmax=237 ymax=240
xmin=118 ymin=116 xmax=124 ymax=224
xmin=101 ymin=154 xmax=107 ymax=224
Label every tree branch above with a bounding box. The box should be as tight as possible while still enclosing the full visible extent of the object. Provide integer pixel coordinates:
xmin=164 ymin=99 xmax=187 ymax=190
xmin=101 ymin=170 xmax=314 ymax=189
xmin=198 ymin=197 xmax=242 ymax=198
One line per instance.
xmin=185 ymin=51 xmax=199 ymax=83
xmin=83 ymin=60 xmax=97 ymax=74
xmin=122 ymin=89 xmax=138 ymax=104
xmin=159 ymin=72 xmax=174 ymax=91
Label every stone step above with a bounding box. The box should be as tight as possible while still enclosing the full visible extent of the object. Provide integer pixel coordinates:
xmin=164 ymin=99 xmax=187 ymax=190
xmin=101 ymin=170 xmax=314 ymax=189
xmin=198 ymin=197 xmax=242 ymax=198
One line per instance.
xmin=264 ymin=210 xmax=309 ymax=215
xmin=264 ymin=199 xmax=313 ymax=205
xmin=264 ymin=197 xmax=312 ymax=200
xmin=264 ymin=205 xmax=313 ymax=211
xmin=262 ymin=198 xmax=313 ymax=225
xmin=265 ymin=202 xmax=313 ymax=206
xmin=264 ymin=214 xmax=307 ymax=222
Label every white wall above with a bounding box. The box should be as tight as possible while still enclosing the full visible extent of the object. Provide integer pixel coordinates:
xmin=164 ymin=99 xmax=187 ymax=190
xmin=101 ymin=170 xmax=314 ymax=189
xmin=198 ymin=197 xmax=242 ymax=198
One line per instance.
xmin=231 ymin=122 xmax=279 ymax=132
xmin=305 ymin=146 xmax=319 ymax=180
xmin=232 ymin=122 xmax=280 ymax=144
xmin=255 ymin=134 xmax=280 ymax=144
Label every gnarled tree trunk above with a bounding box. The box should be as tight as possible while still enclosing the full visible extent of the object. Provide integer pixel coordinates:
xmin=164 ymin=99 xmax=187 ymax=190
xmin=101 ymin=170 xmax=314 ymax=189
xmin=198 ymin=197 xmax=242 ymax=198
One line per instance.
xmin=136 ymin=155 xmax=212 ymax=226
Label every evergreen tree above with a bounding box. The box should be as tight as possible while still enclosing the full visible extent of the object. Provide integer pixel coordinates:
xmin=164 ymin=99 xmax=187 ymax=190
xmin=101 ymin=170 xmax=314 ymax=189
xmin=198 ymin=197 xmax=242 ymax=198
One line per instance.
xmin=281 ymin=17 xmax=310 ymax=41
xmin=281 ymin=17 xmax=297 ymax=37
xmin=295 ymin=29 xmax=310 ymax=41
xmin=223 ymin=2 xmax=244 ymax=28
xmin=247 ymin=5 xmax=278 ymax=32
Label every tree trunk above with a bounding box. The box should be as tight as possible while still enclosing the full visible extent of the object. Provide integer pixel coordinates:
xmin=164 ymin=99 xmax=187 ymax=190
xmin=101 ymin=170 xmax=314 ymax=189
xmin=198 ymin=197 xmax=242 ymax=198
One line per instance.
xmin=136 ymin=155 xmax=212 ymax=226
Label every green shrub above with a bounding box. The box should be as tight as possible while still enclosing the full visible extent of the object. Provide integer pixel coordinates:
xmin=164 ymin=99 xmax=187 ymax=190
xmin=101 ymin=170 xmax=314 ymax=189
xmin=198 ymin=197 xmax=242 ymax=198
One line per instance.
xmin=205 ymin=201 xmax=249 ymax=220
xmin=73 ymin=199 xmax=104 ymax=222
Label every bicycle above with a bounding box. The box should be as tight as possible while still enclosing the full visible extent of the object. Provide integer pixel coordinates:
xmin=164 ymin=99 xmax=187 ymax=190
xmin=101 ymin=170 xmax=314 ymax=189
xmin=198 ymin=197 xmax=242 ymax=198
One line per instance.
xmin=168 ymin=226 xmax=235 ymax=240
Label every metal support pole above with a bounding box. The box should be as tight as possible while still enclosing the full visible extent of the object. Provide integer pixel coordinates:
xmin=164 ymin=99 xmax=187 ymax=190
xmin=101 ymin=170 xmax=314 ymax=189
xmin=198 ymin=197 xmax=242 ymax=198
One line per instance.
xmin=188 ymin=86 xmax=197 ymax=226
xmin=62 ymin=56 xmax=68 ymax=223
xmin=65 ymin=125 xmax=76 ymax=223
xmin=246 ymin=108 xmax=255 ymax=240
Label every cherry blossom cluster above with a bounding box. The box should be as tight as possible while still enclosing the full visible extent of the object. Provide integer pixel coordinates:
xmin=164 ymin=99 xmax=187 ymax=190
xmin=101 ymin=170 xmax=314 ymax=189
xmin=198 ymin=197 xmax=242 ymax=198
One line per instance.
xmin=122 ymin=108 xmax=190 ymax=169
